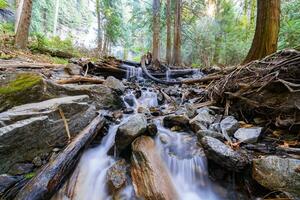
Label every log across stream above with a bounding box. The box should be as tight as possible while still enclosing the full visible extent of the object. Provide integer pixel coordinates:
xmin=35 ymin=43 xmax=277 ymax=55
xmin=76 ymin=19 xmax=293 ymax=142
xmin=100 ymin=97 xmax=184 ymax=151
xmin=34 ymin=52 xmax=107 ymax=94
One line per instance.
xmin=52 ymin=86 xmax=222 ymax=200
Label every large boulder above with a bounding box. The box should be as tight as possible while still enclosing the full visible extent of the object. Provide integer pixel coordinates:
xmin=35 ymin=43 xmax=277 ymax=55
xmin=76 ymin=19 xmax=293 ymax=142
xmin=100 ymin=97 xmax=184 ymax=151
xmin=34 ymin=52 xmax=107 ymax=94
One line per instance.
xmin=0 ymin=95 xmax=97 ymax=174
xmin=200 ymin=136 xmax=250 ymax=171
xmin=0 ymin=174 xmax=22 ymax=196
xmin=253 ymin=156 xmax=300 ymax=198
xmin=234 ymin=127 xmax=262 ymax=144
xmin=115 ymin=114 xmax=147 ymax=153
xmin=103 ymin=76 xmax=125 ymax=94
xmin=0 ymin=72 xmax=123 ymax=112
xmin=131 ymin=136 xmax=178 ymax=200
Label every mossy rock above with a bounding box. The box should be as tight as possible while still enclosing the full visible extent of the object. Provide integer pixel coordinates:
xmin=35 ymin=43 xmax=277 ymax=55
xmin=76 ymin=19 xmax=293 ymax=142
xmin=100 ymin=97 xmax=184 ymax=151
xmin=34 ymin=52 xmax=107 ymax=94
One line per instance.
xmin=0 ymin=73 xmax=45 ymax=112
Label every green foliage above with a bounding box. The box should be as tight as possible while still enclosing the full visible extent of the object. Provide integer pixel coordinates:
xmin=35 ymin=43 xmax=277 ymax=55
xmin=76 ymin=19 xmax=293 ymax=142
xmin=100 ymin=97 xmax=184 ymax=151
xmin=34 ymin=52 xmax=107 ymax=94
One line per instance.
xmin=0 ymin=22 xmax=14 ymax=33
xmin=279 ymin=0 xmax=300 ymax=49
xmin=30 ymin=33 xmax=79 ymax=56
xmin=0 ymin=74 xmax=42 ymax=95
xmin=0 ymin=0 xmax=8 ymax=9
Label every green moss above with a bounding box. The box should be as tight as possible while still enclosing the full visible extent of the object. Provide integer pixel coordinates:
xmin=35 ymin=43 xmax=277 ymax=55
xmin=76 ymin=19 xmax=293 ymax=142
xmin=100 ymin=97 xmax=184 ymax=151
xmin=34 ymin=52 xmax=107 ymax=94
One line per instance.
xmin=50 ymin=57 xmax=69 ymax=64
xmin=0 ymin=73 xmax=42 ymax=95
xmin=24 ymin=172 xmax=36 ymax=179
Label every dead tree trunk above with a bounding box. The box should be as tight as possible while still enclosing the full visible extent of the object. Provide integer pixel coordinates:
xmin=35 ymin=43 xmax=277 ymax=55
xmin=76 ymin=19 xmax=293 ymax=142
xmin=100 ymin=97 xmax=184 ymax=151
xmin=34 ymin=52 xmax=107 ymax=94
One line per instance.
xmin=15 ymin=0 xmax=33 ymax=49
xmin=243 ymin=0 xmax=281 ymax=64
xmin=14 ymin=114 xmax=106 ymax=200
xmin=96 ymin=0 xmax=102 ymax=53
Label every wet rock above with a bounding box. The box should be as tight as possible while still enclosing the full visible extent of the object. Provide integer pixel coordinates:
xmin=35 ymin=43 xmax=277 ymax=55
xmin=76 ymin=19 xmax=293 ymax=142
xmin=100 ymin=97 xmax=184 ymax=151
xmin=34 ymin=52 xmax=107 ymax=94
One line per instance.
xmin=220 ymin=116 xmax=239 ymax=136
xmin=253 ymin=156 xmax=300 ymax=198
xmin=104 ymin=76 xmax=125 ymax=94
xmin=0 ymin=95 xmax=97 ymax=174
xmin=134 ymin=90 xmax=142 ymax=99
xmin=107 ymin=159 xmax=128 ymax=195
xmin=190 ymin=108 xmax=215 ymax=132
xmin=124 ymin=94 xmax=135 ymax=107
xmin=234 ymin=127 xmax=262 ymax=144
xmin=149 ymin=107 xmax=162 ymax=117
xmin=200 ymin=136 xmax=250 ymax=171
xmin=209 ymin=123 xmax=221 ymax=132
xmin=64 ymin=63 xmax=82 ymax=75
xmin=163 ymin=115 xmax=189 ymax=131
xmin=123 ymin=108 xmax=134 ymax=114
xmin=146 ymin=123 xmax=158 ymax=137
xmin=157 ymin=92 xmax=164 ymax=105
xmin=137 ymin=107 xmax=150 ymax=116
xmin=115 ymin=114 xmax=147 ymax=153
xmin=185 ymin=103 xmax=197 ymax=119
xmin=131 ymin=136 xmax=178 ymax=200
xmin=197 ymin=130 xmax=224 ymax=140
xmin=8 ymin=163 xmax=34 ymax=176
xmin=0 ymin=174 xmax=22 ymax=195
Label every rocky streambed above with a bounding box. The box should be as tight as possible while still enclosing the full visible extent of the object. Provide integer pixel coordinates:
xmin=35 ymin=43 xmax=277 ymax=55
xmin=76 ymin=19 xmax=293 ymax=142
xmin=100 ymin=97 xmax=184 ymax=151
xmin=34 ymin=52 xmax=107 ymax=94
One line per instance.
xmin=0 ymin=61 xmax=299 ymax=200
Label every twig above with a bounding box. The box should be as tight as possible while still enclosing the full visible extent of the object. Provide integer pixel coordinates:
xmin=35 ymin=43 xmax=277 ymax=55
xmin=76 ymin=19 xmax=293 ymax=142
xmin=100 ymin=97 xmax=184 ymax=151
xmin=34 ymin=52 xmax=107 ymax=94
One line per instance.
xmin=59 ymin=108 xmax=71 ymax=141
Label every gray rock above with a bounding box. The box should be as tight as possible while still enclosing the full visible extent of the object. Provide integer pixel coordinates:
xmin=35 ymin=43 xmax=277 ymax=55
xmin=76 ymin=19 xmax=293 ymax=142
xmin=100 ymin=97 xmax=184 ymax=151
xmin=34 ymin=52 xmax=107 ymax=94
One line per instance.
xmin=123 ymin=108 xmax=134 ymax=114
xmin=209 ymin=123 xmax=221 ymax=132
xmin=253 ymin=156 xmax=300 ymax=198
xmin=107 ymin=159 xmax=128 ymax=194
xmin=220 ymin=116 xmax=239 ymax=136
xmin=234 ymin=127 xmax=262 ymax=144
xmin=123 ymin=94 xmax=135 ymax=107
xmin=190 ymin=108 xmax=215 ymax=133
xmin=0 ymin=72 xmax=123 ymax=112
xmin=0 ymin=96 xmax=97 ymax=174
xmin=163 ymin=115 xmax=190 ymax=131
xmin=8 ymin=163 xmax=34 ymax=176
xmin=185 ymin=103 xmax=197 ymax=118
xmin=0 ymin=174 xmax=22 ymax=195
xmin=104 ymin=76 xmax=125 ymax=94
xmin=197 ymin=130 xmax=224 ymax=140
xmin=115 ymin=114 xmax=147 ymax=153
xmin=200 ymin=136 xmax=250 ymax=171
xmin=32 ymin=157 xmax=43 ymax=167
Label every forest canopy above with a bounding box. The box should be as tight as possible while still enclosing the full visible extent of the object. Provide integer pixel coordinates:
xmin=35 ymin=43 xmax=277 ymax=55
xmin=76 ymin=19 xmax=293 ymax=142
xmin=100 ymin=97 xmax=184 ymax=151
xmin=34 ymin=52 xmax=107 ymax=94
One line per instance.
xmin=1 ymin=0 xmax=300 ymax=67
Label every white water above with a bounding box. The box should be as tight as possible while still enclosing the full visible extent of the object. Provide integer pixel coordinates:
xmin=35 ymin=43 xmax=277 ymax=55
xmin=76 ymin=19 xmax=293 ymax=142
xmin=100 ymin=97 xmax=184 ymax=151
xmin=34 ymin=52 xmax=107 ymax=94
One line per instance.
xmin=54 ymin=87 xmax=221 ymax=200
xmin=155 ymin=120 xmax=220 ymax=200
xmin=124 ymin=64 xmax=143 ymax=80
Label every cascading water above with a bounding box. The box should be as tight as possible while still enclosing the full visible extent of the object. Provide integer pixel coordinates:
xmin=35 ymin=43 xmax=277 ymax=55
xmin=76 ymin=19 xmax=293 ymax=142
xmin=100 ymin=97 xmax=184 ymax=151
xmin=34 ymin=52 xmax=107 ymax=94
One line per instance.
xmin=53 ymin=84 xmax=222 ymax=200
xmin=124 ymin=64 xmax=143 ymax=80
xmin=155 ymin=120 xmax=221 ymax=200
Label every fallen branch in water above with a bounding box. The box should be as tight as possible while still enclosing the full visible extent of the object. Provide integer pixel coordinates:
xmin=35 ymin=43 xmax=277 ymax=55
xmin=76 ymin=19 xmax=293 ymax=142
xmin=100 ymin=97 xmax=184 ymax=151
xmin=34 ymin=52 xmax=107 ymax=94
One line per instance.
xmin=14 ymin=113 xmax=106 ymax=200
xmin=56 ymin=76 xmax=105 ymax=84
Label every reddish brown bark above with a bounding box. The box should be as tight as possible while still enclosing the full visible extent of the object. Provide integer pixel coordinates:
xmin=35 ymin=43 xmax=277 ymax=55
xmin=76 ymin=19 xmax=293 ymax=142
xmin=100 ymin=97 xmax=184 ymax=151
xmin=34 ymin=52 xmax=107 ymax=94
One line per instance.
xmin=243 ymin=0 xmax=281 ymax=64
xmin=15 ymin=0 xmax=33 ymax=49
xmin=172 ymin=0 xmax=182 ymax=66
xmin=152 ymin=0 xmax=160 ymax=64
xmin=166 ymin=0 xmax=172 ymax=64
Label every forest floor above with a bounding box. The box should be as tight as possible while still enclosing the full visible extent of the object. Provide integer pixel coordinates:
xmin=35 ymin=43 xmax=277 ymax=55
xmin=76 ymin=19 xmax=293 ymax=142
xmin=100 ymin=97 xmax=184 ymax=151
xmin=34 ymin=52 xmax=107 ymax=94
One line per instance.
xmin=0 ymin=47 xmax=299 ymax=200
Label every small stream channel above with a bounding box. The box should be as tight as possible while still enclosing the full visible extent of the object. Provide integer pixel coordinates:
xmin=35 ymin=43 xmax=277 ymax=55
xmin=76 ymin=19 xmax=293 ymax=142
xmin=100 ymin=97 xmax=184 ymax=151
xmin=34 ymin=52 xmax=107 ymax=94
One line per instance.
xmin=53 ymin=71 xmax=225 ymax=200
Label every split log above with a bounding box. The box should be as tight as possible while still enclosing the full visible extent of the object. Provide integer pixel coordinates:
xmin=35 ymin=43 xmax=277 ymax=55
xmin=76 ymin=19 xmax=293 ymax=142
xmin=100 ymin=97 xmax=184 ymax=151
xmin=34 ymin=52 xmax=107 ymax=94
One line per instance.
xmin=181 ymin=74 xmax=223 ymax=84
xmin=0 ymin=61 xmax=66 ymax=69
xmin=56 ymin=76 xmax=105 ymax=84
xmin=14 ymin=114 xmax=106 ymax=200
xmin=34 ymin=48 xmax=75 ymax=59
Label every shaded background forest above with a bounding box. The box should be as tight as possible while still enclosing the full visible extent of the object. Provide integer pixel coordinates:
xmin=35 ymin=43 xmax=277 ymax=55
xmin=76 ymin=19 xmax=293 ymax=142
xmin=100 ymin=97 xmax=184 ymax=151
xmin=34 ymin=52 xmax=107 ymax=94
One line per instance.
xmin=0 ymin=0 xmax=299 ymax=67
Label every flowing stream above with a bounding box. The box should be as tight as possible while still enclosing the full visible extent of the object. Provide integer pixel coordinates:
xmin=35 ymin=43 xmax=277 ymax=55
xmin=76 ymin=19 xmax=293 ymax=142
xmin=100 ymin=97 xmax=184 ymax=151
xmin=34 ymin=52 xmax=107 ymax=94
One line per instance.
xmin=53 ymin=68 xmax=222 ymax=200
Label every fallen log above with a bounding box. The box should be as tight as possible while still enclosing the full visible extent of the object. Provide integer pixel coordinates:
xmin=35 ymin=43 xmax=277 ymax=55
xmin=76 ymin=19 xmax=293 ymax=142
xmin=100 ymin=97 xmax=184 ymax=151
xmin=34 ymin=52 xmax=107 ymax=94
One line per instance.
xmin=0 ymin=61 xmax=66 ymax=69
xmin=14 ymin=114 xmax=106 ymax=200
xmin=56 ymin=76 xmax=105 ymax=84
xmin=34 ymin=47 xmax=75 ymax=59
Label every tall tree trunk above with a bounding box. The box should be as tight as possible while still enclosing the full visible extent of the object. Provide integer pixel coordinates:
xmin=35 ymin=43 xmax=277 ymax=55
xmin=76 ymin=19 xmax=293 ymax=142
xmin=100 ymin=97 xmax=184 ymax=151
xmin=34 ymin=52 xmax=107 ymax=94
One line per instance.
xmin=213 ymin=0 xmax=221 ymax=64
xmin=96 ymin=0 xmax=102 ymax=52
xmin=53 ymin=0 xmax=60 ymax=35
xmin=15 ymin=0 xmax=33 ymax=49
xmin=172 ymin=0 xmax=182 ymax=66
xmin=243 ymin=0 xmax=280 ymax=64
xmin=14 ymin=0 xmax=23 ymax=33
xmin=166 ymin=0 xmax=172 ymax=64
xmin=152 ymin=0 xmax=160 ymax=65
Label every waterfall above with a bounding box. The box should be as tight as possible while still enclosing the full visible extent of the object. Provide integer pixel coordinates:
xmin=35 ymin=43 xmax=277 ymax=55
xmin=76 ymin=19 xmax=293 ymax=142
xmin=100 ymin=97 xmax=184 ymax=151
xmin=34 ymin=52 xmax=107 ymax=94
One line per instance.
xmin=124 ymin=64 xmax=143 ymax=80
xmin=155 ymin=120 xmax=221 ymax=200
xmin=166 ymin=69 xmax=171 ymax=81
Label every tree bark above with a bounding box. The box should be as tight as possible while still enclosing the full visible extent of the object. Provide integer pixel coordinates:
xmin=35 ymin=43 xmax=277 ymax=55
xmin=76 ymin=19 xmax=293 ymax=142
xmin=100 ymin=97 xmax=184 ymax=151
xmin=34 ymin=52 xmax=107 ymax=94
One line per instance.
xmin=166 ymin=0 xmax=172 ymax=64
xmin=15 ymin=0 xmax=33 ymax=49
xmin=152 ymin=0 xmax=160 ymax=64
xmin=243 ymin=0 xmax=280 ymax=64
xmin=172 ymin=0 xmax=182 ymax=66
